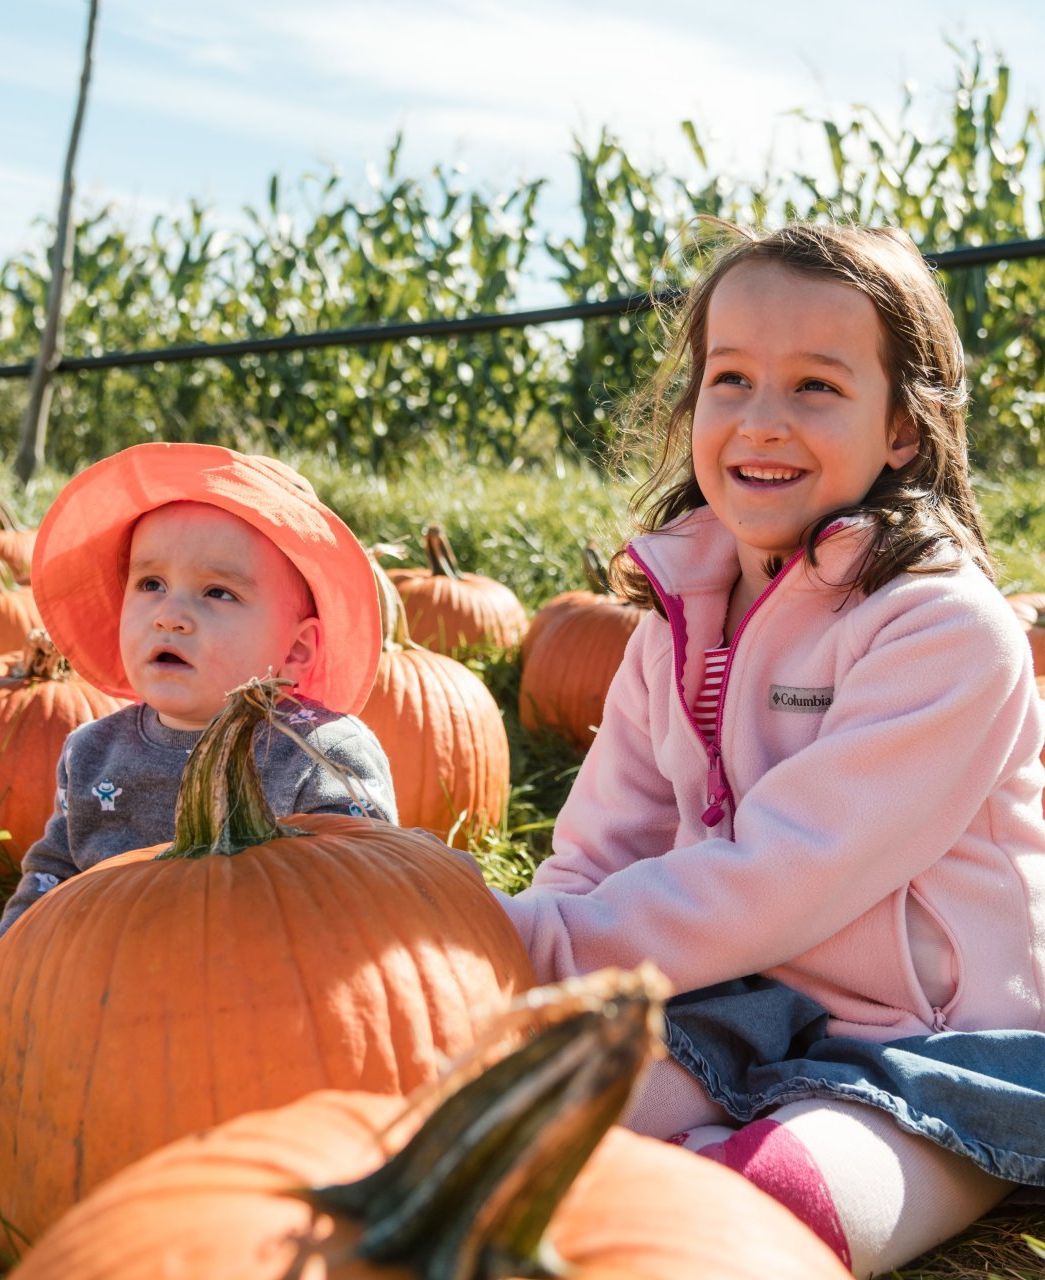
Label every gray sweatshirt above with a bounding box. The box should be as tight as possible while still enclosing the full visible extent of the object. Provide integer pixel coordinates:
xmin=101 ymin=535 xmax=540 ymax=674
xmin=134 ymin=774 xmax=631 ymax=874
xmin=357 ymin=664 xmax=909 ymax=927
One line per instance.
xmin=0 ymin=697 xmax=397 ymax=936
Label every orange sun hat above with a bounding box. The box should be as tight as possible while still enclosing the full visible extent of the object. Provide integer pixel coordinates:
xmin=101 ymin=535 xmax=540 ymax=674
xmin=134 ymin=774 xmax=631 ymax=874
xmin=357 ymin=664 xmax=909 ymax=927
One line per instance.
xmin=30 ymin=442 xmax=382 ymax=716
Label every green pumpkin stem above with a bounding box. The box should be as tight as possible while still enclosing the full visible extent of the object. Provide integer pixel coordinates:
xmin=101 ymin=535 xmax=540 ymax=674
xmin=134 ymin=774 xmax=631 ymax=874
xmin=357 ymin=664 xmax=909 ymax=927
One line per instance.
xmin=371 ymin=556 xmax=415 ymax=651
xmin=298 ymin=964 xmax=671 ymax=1280
xmin=424 ymin=523 xmax=461 ymax=579
xmin=581 ymin=541 xmax=611 ymax=595
xmin=161 ymin=677 xmax=302 ymax=860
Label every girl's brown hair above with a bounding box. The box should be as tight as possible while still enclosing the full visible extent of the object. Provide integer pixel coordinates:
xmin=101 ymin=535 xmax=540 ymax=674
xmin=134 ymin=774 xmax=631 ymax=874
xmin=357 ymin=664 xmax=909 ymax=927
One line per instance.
xmin=609 ymin=219 xmax=993 ymax=607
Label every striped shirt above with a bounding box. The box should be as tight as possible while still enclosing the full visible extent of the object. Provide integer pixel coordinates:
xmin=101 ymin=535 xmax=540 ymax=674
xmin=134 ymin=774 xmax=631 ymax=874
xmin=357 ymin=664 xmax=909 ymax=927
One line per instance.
xmin=694 ymin=645 xmax=729 ymax=741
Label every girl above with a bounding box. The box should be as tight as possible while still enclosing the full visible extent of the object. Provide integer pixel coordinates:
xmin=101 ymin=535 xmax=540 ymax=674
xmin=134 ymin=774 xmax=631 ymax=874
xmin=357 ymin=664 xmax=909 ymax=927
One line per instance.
xmin=498 ymin=222 xmax=1045 ymax=1277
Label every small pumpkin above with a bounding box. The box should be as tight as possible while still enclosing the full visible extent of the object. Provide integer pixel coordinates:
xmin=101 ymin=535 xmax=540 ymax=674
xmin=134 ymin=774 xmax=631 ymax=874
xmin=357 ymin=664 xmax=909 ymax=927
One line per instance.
xmin=0 ymin=499 xmax=35 ymax=587
xmin=360 ymin=561 xmax=511 ymax=847
xmin=0 ymin=530 xmax=37 ymax=587
xmin=11 ymin=966 xmax=848 ymax=1280
xmin=520 ymin=546 xmax=647 ymax=751
xmin=1006 ymin=591 xmax=1045 ymax=676
xmin=0 ymin=584 xmax=43 ymax=653
xmin=0 ymin=631 xmax=129 ymax=865
xmin=0 ymin=679 xmax=534 ymax=1243
xmin=520 ymin=542 xmax=620 ymax=668
xmin=387 ymin=524 xmax=528 ymax=654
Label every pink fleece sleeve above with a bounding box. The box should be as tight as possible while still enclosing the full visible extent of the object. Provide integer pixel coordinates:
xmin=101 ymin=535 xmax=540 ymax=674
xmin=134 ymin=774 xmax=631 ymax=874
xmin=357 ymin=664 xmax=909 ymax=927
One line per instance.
xmin=526 ymin=616 xmax=681 ymax=893
xmin=501 ymin=579 xmax=1044 ymax=987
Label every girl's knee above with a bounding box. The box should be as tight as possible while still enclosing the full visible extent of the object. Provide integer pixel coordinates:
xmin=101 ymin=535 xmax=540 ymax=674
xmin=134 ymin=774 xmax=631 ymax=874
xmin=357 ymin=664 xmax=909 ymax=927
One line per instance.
xmin=620 ymin=1053 xmax=732 ymax=1138
xmin=694 ymin=1100 xmax=1013 ymax=1278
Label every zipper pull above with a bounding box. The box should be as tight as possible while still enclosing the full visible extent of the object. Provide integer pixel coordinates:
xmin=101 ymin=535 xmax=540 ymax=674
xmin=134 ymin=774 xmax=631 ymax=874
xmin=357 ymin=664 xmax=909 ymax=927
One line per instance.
xmin=701 ymin=748 xmax=727 ymax=827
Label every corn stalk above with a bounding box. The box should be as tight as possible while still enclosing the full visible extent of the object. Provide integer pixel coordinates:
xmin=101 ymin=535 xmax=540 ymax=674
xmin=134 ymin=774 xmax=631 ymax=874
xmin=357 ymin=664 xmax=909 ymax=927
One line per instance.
xmin=0 ymin=42 xmax=1041 ymax=473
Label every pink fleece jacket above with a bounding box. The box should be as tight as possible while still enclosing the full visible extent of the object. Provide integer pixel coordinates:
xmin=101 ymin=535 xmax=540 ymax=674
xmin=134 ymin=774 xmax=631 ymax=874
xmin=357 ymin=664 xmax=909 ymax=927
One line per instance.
xmin=501 ymin=509 xmax=1045 ymax=1040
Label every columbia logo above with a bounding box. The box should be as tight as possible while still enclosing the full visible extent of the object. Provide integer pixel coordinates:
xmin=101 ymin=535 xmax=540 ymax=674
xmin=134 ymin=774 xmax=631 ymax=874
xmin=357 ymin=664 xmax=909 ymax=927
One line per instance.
xmin=769 ymin=685 xmax=834 ymax=713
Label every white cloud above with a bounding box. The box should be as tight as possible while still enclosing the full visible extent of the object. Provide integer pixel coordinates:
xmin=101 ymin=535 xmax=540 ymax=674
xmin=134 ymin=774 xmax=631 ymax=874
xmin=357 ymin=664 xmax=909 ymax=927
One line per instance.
xmin=2 ymin=0 xmax=1042 ymax=267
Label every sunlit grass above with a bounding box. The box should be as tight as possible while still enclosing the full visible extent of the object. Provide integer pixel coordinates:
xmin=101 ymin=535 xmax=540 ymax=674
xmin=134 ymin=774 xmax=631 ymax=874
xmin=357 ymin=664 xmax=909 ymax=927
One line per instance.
xmin=889 ymin=1205 xmax=1045 ymax=1279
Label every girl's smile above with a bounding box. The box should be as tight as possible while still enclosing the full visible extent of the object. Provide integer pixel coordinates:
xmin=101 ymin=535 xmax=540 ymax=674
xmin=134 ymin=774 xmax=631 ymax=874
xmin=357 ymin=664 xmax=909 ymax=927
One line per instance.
xmin=691 ymin=260 xmax=919 ymax=596
xmin=729 ymin=464 xmax=808 ymax=486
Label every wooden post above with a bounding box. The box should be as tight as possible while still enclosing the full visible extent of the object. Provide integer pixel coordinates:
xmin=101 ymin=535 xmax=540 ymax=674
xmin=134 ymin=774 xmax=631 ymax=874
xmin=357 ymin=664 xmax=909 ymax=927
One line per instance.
xmin=14 ymin=0 xmax=100 ymax=483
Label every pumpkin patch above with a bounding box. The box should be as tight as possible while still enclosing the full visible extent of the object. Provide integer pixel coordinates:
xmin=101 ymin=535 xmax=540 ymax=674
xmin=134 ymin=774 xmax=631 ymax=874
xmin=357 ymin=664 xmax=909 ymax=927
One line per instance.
xmin=0 ymin=489 xmax=1040 ymax=1277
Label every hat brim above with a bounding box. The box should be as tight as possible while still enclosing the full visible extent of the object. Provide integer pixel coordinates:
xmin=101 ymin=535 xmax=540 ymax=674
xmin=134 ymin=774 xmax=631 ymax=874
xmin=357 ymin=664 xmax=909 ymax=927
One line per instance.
xmin=31 ymin=443 xmax=381 ymax=716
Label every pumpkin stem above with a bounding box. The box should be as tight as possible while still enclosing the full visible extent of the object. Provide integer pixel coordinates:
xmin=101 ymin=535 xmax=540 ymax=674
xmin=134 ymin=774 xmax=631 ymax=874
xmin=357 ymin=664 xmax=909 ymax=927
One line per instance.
xmin=424 ymin=524 xmax=461 ymax=580
xmin=161 ymin=676 xmax=303 ymax=860
xmin=370 ymin=556 xmax=413 ymax=652
xmin=0 ymin=499 xmax=21 ymax=533
xmin=298 ymin=963 xmax=671 ymax=1280
xmin=12 ymin=630 xmax=70 ymax=682
xmin=581 ymin=542 xmax=611 ymax=595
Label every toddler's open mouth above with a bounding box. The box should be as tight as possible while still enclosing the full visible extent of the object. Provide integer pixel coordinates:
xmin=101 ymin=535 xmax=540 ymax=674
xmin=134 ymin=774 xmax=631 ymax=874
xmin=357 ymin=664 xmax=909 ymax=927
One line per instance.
xmin=149 ymin=649 xmax=191 ymax=667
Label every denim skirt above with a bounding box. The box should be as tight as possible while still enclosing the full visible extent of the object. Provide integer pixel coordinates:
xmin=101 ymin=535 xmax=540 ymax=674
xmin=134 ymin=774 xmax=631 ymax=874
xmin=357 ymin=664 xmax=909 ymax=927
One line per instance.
xmin=665 ymin=976 xmax=1045 ymax=1187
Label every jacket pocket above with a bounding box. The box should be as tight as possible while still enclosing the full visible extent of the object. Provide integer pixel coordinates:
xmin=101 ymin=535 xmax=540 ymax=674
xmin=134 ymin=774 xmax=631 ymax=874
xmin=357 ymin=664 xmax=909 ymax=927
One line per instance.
xmin=905 ymin=888 xmax=965 ymax=1022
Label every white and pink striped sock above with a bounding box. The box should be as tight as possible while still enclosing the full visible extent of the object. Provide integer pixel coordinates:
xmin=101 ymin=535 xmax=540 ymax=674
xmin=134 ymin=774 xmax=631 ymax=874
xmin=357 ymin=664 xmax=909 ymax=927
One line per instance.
xmin=673 ymin=1099 xmax=1012 ymax=1278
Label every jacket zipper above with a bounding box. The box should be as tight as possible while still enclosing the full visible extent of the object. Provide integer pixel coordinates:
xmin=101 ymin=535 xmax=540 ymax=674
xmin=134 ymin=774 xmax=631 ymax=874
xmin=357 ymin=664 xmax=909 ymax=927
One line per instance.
xmin=629 ymin=521 xmax=845 ymax=829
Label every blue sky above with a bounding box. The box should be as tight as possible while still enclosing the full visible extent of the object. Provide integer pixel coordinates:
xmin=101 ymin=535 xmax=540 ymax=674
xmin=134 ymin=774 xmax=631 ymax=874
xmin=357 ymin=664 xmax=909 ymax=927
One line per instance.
xmin=3 ymin=0 xmax=1043 ymax=301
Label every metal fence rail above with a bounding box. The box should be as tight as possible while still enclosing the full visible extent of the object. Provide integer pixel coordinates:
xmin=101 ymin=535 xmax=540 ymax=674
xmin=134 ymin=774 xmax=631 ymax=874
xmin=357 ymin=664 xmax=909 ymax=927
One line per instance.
xmin=1 ymin=235 xmax=1043 ymax=381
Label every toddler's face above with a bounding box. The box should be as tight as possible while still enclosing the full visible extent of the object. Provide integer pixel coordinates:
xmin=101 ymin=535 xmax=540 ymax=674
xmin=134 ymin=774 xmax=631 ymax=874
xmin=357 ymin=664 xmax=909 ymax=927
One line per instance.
xmin=118 ymin=503 xmax=317 ymax=730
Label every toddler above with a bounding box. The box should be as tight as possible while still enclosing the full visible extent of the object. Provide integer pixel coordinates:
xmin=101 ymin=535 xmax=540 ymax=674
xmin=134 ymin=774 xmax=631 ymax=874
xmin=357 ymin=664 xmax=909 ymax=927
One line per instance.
xmin=0 ymin=442 xmax=397 ymax=936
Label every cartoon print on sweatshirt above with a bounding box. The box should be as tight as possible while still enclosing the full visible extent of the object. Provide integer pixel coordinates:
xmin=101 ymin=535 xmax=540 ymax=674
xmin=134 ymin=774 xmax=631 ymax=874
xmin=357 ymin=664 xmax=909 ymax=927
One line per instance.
xmin=285 ymin=706 xmax=319 ymax=727
xmin=91 ymin=780 xmax=123 ymax=810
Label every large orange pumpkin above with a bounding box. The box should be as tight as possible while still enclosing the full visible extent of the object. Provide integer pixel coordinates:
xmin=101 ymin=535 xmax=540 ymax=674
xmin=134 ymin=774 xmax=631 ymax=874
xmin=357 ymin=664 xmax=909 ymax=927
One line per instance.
xmin=0 ymin=680 xmax=533 ymax=1244
xmin=360 ymin=562 xmax=510 ymax=846
xmin=519 ymin=550 xmax=647 ymax=751
xmin=387 ymin=524 xmax=528 ymax=654
xmin=0 ymin=631 xmax=129 ymax=865
xmin=12 ymin=967 xmax=848 ymax=1280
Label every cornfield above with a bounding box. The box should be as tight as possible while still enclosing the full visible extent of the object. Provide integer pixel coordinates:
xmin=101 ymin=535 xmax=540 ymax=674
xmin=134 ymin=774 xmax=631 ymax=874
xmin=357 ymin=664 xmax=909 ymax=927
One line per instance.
xmin=0 ymin=44 xmax=1042 ymax=475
